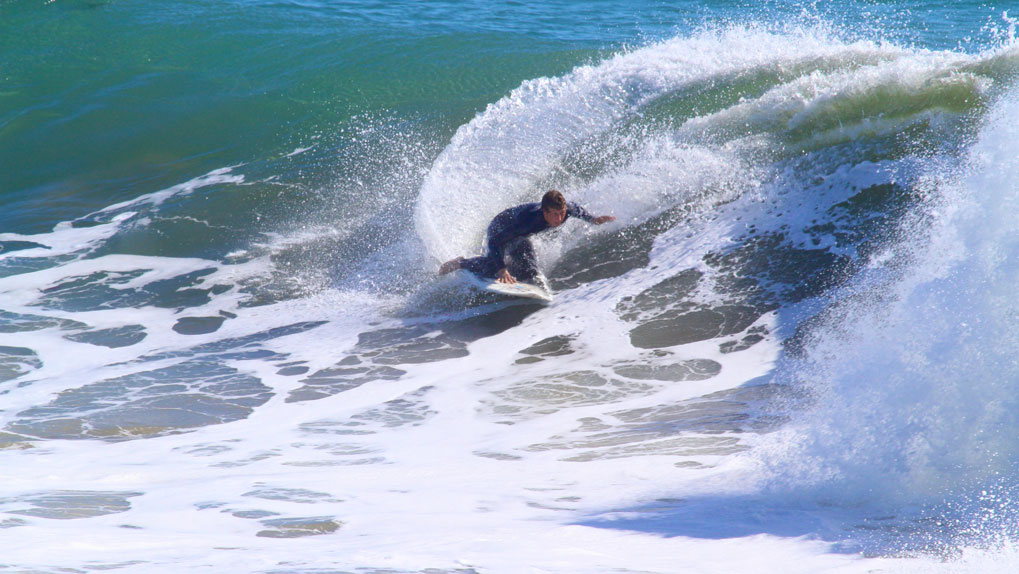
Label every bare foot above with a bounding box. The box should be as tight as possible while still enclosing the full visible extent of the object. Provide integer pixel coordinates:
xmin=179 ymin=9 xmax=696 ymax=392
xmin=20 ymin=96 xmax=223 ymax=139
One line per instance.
xmin=439 ymin=257 xmax=463 ymax=275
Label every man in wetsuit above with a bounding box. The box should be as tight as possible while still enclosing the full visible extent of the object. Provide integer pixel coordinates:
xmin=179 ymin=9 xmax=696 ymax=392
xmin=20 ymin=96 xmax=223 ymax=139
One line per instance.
xmin=438 ymin=189 xmax=615 ymax=284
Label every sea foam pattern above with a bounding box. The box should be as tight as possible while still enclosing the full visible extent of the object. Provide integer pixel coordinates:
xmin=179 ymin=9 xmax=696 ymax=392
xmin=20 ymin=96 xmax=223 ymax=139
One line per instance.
xmin=3 ymin=6 xmax=1019 ymax=572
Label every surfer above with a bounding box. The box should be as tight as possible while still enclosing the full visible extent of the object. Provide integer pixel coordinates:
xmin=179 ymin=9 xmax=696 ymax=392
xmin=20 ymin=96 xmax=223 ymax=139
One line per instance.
xmin=438 ymin=189 xmax=615 ymax=284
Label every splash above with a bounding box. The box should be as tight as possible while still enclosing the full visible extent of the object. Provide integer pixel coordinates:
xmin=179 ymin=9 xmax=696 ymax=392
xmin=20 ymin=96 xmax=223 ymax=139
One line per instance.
xmin=764 ymin=83 xmax=1019 ymax=514
xmin=414 ymin=25 xmax=999 ymax=271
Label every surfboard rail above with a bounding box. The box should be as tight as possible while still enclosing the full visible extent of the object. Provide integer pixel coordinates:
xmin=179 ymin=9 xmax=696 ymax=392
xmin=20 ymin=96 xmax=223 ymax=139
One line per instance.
xmin=462 ymin=271 xmax=553 ymax=303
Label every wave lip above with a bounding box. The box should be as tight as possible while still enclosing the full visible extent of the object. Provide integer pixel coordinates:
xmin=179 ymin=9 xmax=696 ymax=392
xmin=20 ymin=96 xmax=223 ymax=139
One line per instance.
xmin=414 ymin=25 xmax=1002 ymax=270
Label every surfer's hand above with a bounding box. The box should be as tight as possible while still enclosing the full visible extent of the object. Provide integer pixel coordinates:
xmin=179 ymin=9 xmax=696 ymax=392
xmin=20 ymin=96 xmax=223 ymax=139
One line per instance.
xmin=496 ymin=268 xmax=517 ymax=284
xmin=593 ymin=215 xmax=616 ymax=225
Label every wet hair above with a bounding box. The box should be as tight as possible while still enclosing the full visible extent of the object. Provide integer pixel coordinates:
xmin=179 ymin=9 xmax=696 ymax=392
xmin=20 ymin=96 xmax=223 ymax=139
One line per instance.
xmin=541 ymin=189 xmax=567 ymax=212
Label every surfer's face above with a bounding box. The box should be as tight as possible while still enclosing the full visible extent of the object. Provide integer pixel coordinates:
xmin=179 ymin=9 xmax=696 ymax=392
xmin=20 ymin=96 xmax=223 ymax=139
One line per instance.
xmin=543 ymin=207 xmax=567 ymax=227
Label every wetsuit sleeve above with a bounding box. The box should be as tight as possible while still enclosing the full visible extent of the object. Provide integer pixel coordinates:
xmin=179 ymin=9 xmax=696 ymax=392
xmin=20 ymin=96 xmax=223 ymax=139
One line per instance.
xmin=566 ymin=201 xmax=596 ymax=223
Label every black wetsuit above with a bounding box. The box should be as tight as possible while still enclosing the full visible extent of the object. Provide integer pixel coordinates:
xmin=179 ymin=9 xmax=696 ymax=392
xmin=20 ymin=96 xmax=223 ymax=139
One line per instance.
xmin=460 ymin=201 xmax=596 ymax=282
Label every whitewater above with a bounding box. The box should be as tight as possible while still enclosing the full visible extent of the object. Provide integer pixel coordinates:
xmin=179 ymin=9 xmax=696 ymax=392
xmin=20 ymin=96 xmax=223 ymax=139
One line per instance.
xmin=4 ymin=20 xmax=1019 ymax=573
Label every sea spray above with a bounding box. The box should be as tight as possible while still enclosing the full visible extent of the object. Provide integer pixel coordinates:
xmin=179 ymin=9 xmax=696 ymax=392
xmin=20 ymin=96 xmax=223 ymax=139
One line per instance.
xmin=414 ymin=26 xmax=894 ymax=264
xmin=762 ymin=86 xmax=1019 ymax=522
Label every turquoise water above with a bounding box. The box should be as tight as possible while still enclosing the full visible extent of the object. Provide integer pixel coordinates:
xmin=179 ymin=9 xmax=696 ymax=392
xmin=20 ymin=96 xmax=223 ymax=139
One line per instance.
xmin=1 ymin=1 xmax=1007 ymax=234
xmin=4 ymin=1 xmax=1019 ymax=572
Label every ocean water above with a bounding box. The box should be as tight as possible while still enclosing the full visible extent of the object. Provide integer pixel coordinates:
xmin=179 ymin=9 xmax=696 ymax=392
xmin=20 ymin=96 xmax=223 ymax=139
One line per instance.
xmin=3 ymin=0 xmax=1019 ymax=571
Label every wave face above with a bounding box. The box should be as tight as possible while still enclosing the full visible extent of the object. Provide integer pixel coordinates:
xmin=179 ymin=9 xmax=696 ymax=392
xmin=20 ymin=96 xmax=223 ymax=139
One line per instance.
xmin=416 ymin=25 xmax=1008 ymax=263
xmin=414 ymin=21 xmax=1019 ymax=509
xmin=4 ymin=3 xmax=1019 ymax=571
xmin=764 ymin=86 xmax=1019 ymax=505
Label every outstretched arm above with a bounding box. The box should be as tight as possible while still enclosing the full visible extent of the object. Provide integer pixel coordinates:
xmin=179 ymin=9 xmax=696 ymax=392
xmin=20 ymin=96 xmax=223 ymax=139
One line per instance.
xmin=567 ymin=202 xmax=614 ymax=225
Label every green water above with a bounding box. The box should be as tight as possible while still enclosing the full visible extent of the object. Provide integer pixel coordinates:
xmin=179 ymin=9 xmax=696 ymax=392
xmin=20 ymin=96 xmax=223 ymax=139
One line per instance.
xmin=0 ymin=0 xmax=1008 ymax=235
xmin=1 ymin=0 xmax=627 ymax=234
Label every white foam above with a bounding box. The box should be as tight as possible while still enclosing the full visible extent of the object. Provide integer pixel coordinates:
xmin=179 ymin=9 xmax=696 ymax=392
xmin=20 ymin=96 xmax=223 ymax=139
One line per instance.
xmin=3 ymin=25 xmax=1019 ymax=574
xmin=0 ymin=168 xmax=243 ymax=262
xmin=755 ymin=80 xmax=1019 ymax=509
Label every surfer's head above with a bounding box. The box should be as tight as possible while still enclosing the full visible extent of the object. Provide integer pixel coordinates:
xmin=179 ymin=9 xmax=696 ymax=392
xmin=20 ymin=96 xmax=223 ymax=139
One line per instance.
xmin=541 ymin=189 xmax=567 ymax=227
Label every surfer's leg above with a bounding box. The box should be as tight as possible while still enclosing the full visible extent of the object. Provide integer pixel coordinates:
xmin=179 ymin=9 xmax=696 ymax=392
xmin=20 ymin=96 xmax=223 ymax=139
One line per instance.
xmin=459 ymin=255 xmax=501 ymax=278
xmin=505 ymin=238 xmax=539 ymax=282
xmin=438 ymin=257 xmax=464 ymax=275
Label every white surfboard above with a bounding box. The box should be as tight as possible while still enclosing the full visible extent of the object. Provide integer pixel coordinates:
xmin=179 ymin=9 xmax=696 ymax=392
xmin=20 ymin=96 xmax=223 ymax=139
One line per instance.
xmin=463 ymin=271 xmax=553 ymax=303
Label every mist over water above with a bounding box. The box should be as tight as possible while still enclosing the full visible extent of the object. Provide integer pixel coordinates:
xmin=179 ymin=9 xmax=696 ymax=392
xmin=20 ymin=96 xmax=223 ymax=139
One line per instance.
xmin=4 ymin=1 xmax=1019 ymax=572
